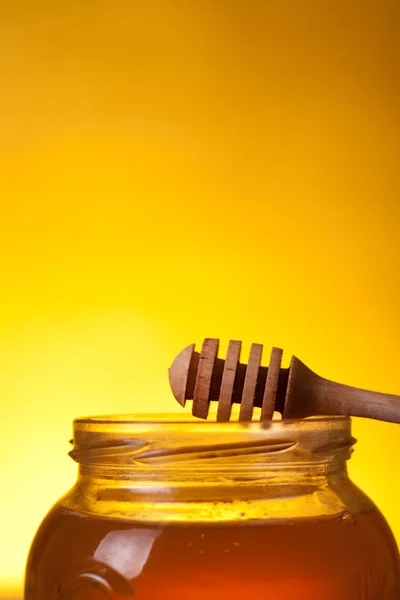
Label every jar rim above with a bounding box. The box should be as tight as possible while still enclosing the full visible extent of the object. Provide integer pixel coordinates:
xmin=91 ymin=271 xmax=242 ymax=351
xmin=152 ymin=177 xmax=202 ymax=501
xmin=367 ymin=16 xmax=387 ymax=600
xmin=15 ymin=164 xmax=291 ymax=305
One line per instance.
xmin=74 ymin=413 xmax=350 ymax=426
xmin=72 ymin=414 xmax=352 ymax=449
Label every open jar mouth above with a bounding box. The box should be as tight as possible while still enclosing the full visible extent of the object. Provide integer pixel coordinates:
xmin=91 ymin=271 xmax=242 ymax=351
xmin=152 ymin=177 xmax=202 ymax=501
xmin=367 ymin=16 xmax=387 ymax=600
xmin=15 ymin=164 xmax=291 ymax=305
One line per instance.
xmin=70 ymin=414 xmax=354 ymax=471
xmin=74 ymin=413 xmax=349 ymax=426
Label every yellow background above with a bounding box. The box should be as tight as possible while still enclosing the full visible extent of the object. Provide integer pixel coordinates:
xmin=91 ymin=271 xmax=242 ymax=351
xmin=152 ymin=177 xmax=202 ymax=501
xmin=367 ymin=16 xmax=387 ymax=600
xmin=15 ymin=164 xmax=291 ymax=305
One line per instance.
xmin=1 ymin=0 xmax=399 ymax=594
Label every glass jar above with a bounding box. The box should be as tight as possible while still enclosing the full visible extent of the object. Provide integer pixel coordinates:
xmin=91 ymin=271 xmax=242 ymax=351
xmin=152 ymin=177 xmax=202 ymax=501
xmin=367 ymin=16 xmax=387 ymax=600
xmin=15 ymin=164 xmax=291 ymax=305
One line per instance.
xmin=25 ymin=415 xmax=400 ymax=599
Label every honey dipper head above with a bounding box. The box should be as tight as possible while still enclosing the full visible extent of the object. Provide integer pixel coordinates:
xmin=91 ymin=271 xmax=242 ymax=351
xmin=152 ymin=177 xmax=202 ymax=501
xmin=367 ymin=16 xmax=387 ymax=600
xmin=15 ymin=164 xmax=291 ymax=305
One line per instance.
xmin=169 ymin=338 xmax=285 ymax=421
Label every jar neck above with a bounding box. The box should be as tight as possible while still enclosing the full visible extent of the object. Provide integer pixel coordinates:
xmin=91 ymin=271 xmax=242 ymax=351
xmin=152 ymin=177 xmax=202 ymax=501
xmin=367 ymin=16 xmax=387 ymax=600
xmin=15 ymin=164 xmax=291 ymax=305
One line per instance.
xmin=70 ymin=416 xmax=354 ymax=481
xmin=62 ymin=416 xmax=356 ymax=521
xmin=67 ymin=466 xmax=352 ymax=523
xmin=76 ymin=453 xmax=349 ymax=485
xmin=75 ymin=459 xmax=350 ymax=509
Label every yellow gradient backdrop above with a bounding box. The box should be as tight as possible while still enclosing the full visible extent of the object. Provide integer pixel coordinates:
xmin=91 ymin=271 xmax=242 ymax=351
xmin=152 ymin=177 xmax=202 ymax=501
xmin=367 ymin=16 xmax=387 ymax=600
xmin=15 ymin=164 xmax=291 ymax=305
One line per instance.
xmin=1 ymin=0 xmax=399 ymax=593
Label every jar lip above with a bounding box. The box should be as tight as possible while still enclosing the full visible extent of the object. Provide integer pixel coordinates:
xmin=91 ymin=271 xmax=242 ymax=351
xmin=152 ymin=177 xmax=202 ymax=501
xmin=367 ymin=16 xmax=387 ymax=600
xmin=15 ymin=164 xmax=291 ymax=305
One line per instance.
xmin=74 ymin=413 xmax=350 ymax=427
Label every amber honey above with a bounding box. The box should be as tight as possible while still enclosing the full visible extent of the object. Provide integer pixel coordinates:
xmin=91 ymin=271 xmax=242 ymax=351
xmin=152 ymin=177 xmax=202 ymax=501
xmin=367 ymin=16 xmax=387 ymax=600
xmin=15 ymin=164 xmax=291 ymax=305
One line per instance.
xmin=25 ymin=504 xmax=400 ymax=600
xmin=25 ymin=416 xmax=400 ymax=599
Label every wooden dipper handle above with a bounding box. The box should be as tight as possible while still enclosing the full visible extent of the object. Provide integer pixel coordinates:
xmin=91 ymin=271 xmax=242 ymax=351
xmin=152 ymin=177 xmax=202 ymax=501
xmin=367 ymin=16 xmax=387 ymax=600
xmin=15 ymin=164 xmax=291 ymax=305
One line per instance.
xmin=168 ymin=338 xmax=400 ymax=423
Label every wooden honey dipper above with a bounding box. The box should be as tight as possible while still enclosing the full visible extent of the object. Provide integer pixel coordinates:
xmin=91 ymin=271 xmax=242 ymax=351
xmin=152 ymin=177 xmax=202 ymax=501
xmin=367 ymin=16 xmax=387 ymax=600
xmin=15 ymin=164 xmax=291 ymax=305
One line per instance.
xmin=169 ymin=338 xmax=400 ymax=423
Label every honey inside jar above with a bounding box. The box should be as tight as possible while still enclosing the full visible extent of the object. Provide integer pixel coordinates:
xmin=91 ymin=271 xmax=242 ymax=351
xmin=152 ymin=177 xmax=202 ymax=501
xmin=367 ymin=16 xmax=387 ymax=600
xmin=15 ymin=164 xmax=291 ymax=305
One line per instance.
xmin=25 ymin=416 xmax=400 ymax=599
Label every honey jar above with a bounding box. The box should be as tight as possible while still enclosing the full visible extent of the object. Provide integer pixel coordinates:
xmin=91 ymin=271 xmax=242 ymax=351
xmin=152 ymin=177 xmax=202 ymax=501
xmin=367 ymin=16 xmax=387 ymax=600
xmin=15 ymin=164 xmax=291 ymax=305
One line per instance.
xmin=25 ymin=415 xmax=400 ymax=599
